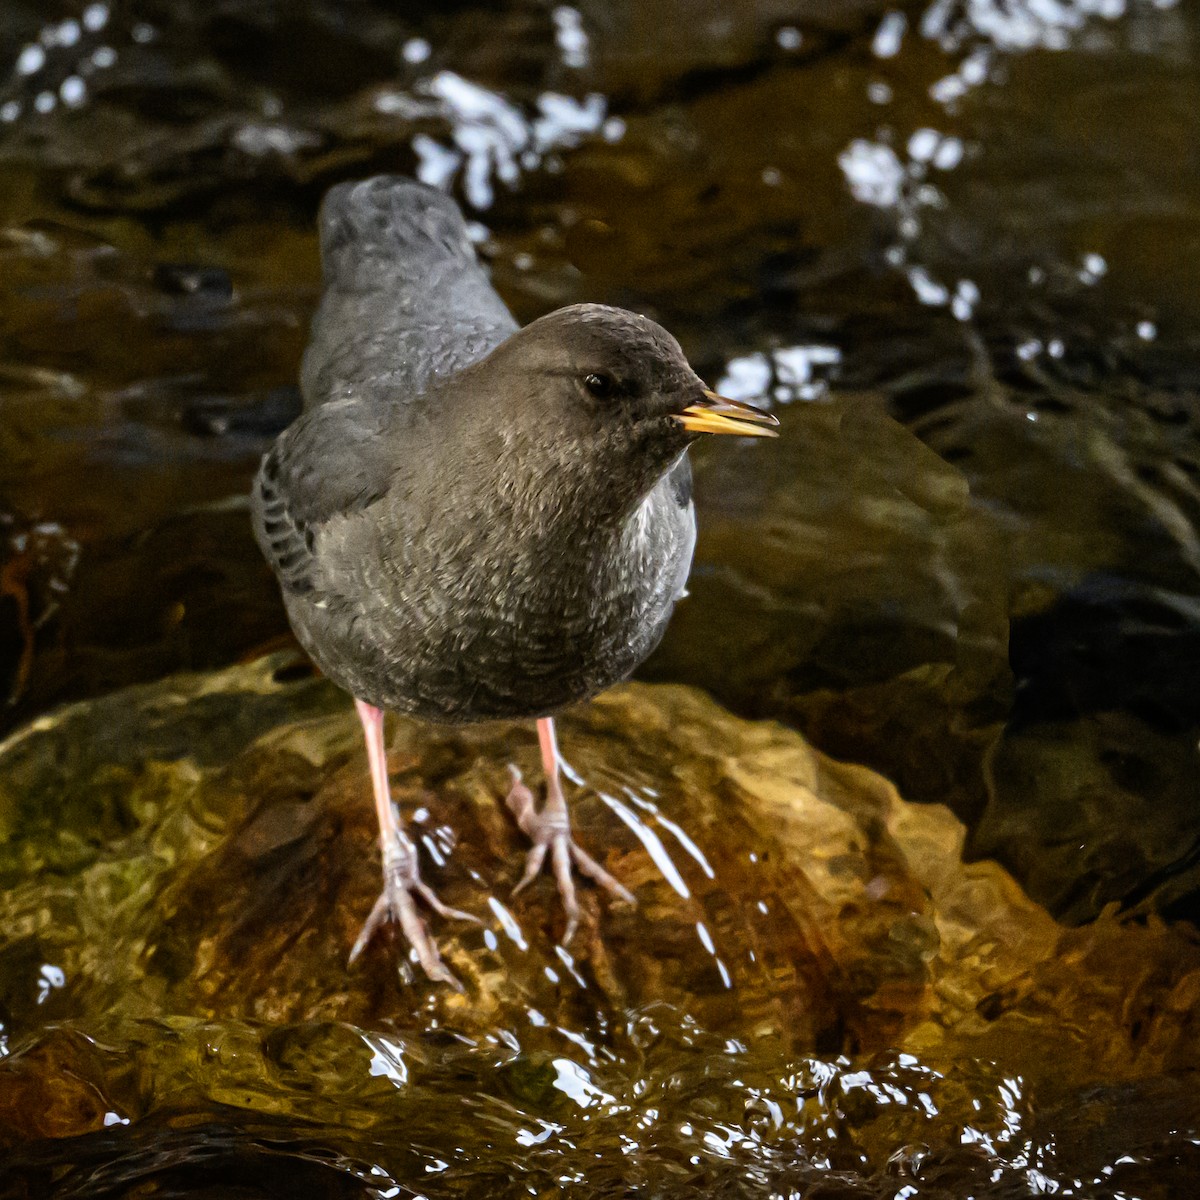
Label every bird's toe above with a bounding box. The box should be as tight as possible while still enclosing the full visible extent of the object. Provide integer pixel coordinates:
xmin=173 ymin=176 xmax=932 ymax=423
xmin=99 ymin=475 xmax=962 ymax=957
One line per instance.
xmin=349 ymin=868 xmax=467 ymax=990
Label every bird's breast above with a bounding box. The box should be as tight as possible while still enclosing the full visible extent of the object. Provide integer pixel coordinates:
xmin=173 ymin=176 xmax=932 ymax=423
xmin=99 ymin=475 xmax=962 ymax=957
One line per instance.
xmin=467 ymin=484 xmax=696 ymax=707
xmin=292 ymin=476 xmax=696 ymax=723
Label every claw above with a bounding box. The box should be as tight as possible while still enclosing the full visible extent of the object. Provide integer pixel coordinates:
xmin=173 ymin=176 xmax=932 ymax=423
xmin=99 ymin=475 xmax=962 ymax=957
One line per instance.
xmin=349 ymin=837 xmax=474 ymax=990
xmin=414 ymin=880 xmax=478 ymax=924
xmin=551 ymin=837 xmax=580 ymax=945
xmin=512 ymin=840 xmax=548 ymax=896
xmin=503 ymin=758 xmax=635 ymax=946
xmin=348 ymin=890 xmax=392 ymax=966
xmin=569 ymin=841 xmax=636 ymax=905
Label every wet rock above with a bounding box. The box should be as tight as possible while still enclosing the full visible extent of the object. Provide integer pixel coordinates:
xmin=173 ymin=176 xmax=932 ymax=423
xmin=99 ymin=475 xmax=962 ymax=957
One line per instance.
xmin=0 ymin=512 xmax=78 ymax=701
xmin=0 ymin=657 xmax=1197 ymax=1195
xmin=0 ymin=654 xmax=935 ymax=1048
xmin=151 ymin=262 xmax=234 ymax=300
xmin=646 ymin=391 xmax=1011 ymax=854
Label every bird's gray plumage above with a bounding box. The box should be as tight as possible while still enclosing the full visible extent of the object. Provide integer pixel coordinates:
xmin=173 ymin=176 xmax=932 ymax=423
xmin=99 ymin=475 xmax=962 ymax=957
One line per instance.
xmin=300 ymin=176 xmax=517 ymax=407
xmin=252 ymin=176 xmax=697 ymax=722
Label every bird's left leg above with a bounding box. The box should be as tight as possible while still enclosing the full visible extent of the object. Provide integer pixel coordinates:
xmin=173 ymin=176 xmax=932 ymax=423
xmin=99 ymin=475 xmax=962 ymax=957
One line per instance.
xmin=350 ymin=699 xmax=474 ymax=987
xmin=505 ymin=716 xmax=635 ymax=944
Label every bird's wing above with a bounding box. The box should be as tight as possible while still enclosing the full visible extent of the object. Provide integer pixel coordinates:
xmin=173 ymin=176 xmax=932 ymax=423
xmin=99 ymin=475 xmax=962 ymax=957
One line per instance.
xmin=250 ymin=396 xmax=398 ymax=596
xmin=300 ymin=176 xmax=518 ymax=410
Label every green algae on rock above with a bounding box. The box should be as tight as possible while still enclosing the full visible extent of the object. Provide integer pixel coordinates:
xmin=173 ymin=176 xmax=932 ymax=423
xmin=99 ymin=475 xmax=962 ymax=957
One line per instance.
xmin=0 ymin=656 xmax=1198 ymax=1195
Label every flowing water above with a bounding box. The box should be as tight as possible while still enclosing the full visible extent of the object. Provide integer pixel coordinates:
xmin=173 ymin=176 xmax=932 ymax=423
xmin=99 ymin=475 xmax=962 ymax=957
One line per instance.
xmin=2 ymin=0 xmax=1200 ymax=1195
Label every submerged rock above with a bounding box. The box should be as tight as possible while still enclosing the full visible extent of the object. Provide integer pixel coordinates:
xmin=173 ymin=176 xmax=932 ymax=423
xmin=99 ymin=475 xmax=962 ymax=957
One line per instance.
xmin=0 ymin=656 xmax=1197 ymax=1195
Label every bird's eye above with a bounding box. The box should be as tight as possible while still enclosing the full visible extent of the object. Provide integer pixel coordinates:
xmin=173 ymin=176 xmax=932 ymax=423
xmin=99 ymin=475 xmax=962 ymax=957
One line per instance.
xmin=583 ymin=372 xmax=616 ymax=399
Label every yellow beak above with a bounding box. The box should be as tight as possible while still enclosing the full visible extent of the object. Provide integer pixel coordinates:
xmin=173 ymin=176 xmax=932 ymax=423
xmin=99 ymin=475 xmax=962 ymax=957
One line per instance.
xmin=675 ymin=390 xmax=779 ymax=438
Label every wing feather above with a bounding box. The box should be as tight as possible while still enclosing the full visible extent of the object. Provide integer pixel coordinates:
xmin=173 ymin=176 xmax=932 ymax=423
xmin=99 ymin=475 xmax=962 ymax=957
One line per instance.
xmin=256 ymin=176 xmax=519 ymax=595
xmin=251 ymin=397 xmax=395 ymax=595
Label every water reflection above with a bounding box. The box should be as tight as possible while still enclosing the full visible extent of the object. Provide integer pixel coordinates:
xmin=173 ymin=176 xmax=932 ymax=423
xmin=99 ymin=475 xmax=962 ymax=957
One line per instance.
xmin=598 ymin=788 xmax=691 ymax=899
xmin=8 ymin=1019 xmax=1186 ymax=1197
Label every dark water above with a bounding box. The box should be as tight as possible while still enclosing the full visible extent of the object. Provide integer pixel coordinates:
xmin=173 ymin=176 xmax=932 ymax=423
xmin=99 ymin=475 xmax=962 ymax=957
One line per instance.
xmin=2 ymin=0 xmax=1200 ymax=1194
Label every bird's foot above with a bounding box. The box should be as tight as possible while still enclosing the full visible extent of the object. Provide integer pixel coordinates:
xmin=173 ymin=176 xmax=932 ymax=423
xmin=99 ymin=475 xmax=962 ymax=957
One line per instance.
xmin=349 ymin=833 xmax=476 ymax=990
xmin=504 ymin=764 xmax=636 ymax=945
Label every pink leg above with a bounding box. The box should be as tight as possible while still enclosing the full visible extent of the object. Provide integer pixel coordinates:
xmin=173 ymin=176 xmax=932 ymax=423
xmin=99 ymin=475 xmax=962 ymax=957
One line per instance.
xmin=505 ymin=716 xmax=635 ymax=945
xmin=349 ymin=699 xmax=473 ymax=987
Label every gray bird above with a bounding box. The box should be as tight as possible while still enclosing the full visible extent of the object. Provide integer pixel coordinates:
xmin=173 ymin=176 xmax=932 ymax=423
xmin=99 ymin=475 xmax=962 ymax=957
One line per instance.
xmin=251 ymin=176 xmax=776 ymax=985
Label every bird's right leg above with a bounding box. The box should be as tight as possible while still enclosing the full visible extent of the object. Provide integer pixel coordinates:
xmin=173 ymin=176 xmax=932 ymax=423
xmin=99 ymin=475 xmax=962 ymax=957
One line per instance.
xmin=505 ymin=716 xmax=635 ymax=945
xmin=349 ymin=699 xmax=474 ymax=987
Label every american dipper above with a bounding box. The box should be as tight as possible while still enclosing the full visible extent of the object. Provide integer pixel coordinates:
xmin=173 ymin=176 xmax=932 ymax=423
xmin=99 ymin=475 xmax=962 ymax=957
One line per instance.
xmin=251 ymin=176 xmax=776 ymax=984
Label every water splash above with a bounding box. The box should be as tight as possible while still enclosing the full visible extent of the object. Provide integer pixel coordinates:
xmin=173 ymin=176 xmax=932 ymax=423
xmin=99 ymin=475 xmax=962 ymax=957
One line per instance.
xmin=405 ymin=71 xmax=612 ymax=208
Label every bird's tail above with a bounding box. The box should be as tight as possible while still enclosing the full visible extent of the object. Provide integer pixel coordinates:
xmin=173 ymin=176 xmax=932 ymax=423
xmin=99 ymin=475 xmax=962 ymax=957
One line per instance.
xmin=300 ymin=176 xmax=517 ymax=408
xmin=316 ymin=175 xmax=477 ymax=292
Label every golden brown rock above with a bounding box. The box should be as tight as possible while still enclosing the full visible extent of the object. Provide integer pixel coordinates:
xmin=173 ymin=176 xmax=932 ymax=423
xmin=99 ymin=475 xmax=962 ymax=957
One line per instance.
xmin=1 ymin=656 xmax=1198 ymax=1195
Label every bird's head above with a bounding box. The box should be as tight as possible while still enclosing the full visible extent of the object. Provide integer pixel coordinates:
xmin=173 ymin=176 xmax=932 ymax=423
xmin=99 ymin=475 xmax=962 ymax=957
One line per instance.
xmin=471 ymin=304 xmax=776 ymax=513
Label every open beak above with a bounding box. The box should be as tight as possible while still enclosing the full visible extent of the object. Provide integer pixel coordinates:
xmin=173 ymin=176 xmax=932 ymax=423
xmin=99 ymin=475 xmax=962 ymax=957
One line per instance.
xmin=675 ymin=389 xmax=779 ymax=438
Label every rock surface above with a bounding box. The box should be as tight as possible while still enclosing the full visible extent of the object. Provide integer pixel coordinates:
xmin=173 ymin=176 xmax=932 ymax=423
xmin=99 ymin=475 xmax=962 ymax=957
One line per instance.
xmin=1 ymin=656 xmax=1197 ymax=1195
